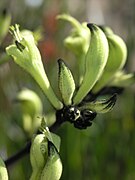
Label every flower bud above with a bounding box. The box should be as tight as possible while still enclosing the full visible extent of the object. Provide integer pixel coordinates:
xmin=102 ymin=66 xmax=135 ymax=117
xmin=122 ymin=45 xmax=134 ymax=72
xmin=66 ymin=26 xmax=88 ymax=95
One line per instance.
xmin=57 ymin=14 xmax=90 ymax=56
xmin=40 ymin=141 xmax=62 ymax=180
xmin=30 ymin=119 xmax=62 ymax=180
xmin=58 ymin=59 xmax=75 ymax=105
xmin=57 ymin=14 xmax=90 ymax=84
xmin=16 ymin=88 xmax=43 ymax=136
xmin=30 ymin=134 xmax=48 ymax=180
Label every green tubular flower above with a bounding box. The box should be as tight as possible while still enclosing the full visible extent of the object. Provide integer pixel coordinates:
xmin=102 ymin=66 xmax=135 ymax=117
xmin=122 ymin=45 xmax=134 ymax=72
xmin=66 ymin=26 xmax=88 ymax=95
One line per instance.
xmin=0 ymin=9 xmax=11 ymax=44
xmin=73 ymin=24 xmax=109 ymax=105
xmin=57 ymin=14 xmax=90 ymax=84
xmin=6 ymin=24 xmax=63 ymax=110
xmin=16 ymin=88 xmax=43 ymax=136
xmin=30 ymin=118 xmax=62 ymax=180
xmin=0 ymin=157 xmax=8 ymax=180
xmin=40 ymin=141 xmax=62 ymax=180
xmin=30 ymin=134 xmax=47 ymax=180
xmin=58 ymin=59 xmax=75 ymax=106
xmin=93 ymin=26 xmax=127 ymax=93
xmin=57 ymin=14 xmax=90 ymax=56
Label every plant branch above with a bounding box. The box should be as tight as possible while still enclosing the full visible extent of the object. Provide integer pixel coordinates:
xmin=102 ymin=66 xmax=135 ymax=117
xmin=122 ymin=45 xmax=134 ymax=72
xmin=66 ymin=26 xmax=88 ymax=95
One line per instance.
xmin=4 ymin=141 xmax=31 ymax=167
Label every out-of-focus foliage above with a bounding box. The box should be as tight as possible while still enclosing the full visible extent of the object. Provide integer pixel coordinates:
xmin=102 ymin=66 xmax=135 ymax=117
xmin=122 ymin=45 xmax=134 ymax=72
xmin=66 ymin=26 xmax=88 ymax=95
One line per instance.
xmin=0 ymin=0 xmax=135 ymax=180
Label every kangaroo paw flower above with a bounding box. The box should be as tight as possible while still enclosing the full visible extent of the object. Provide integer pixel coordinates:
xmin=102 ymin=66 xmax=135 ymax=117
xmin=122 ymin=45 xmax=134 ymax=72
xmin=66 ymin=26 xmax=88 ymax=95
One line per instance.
xmin=6 ymin=24 xmax=63 ymax=110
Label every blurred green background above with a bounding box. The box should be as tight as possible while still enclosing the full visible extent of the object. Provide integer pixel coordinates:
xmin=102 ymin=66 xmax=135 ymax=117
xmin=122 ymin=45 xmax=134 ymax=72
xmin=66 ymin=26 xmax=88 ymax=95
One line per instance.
xmin=0 ymin=0 xmax=135 ymax=179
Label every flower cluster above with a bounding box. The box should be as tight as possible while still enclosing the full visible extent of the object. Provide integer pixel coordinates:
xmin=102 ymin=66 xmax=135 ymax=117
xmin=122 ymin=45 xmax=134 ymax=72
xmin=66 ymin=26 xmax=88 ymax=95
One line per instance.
xmin=6 ymin=15 xmax=135 ymax=131
xmin=3 ymin=13 xmax=135 ymax=180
